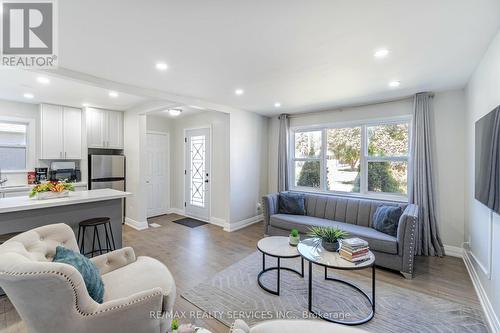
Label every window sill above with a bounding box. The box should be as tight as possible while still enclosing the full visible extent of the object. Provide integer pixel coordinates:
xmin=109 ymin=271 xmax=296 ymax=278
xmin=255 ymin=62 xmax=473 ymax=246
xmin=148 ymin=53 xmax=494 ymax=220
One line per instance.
xmin=289 ymin=187 xmax=408 ymax=203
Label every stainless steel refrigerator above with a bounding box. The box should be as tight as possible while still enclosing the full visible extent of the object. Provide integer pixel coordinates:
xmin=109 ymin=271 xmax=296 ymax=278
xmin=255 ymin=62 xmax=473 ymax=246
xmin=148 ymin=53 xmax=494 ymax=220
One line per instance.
xmin=89 ymin=155 xmax=126 ymax=191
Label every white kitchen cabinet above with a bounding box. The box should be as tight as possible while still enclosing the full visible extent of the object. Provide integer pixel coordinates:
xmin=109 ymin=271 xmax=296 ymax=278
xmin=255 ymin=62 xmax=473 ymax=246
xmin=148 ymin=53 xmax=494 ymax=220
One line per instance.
xmin=40 ymin=104 xmax=82 ymax=160
xmin=106 ymin=111 xmax=123 ymax=149
xmin=40 ymin=104 xmax=64 ymax=159
xmin=63 ymin=107 xmax=82 ymax=159
xmin=86 ymin=108 xmax=123 ymax=149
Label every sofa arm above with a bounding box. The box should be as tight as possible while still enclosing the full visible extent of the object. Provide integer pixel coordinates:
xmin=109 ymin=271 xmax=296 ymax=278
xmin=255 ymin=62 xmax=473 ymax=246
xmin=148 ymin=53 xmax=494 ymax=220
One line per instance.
xmin=90 ymin=247 xmax=137 ymax=275
xmin=262 ymin=193 xmax=279 ymax=235
xmin=397 ymin=204 xmax=419 ymax=277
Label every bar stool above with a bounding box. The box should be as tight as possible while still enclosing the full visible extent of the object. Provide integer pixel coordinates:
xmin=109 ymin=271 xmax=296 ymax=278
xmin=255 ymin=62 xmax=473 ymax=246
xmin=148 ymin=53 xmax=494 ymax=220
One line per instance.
xmin=77 ymin=217 xmax=116 ymax=257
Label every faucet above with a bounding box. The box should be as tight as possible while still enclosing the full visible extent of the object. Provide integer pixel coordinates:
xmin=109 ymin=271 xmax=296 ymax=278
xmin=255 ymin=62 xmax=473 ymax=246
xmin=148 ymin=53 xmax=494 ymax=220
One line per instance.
xmin=0 ymin=168 xmax=8 ymax=187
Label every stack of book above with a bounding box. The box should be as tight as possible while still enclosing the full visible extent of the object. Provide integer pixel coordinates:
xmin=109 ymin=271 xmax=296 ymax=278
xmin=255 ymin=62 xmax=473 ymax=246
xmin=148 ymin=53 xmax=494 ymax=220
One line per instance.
xmin=340 ymin=238 xmax=370 ymax=263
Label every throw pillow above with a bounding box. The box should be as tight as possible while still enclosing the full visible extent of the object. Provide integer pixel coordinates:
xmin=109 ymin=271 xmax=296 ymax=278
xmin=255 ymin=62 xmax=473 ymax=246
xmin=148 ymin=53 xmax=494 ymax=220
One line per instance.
xmin=278 ymin=192 xmax=306 ymax=215
xmin=373 ymin=205 xmax=403 ymax=237
xmin=53 ymin=246 xmax=105 ymax=303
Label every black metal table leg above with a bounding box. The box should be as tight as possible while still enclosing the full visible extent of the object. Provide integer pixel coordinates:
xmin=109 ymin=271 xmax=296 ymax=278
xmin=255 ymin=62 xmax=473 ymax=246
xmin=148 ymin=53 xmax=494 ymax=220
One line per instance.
xmin=307 ymin=260 xmax=376 ymax=325
xmin=257 ymin=253 xmax=304 ymax=296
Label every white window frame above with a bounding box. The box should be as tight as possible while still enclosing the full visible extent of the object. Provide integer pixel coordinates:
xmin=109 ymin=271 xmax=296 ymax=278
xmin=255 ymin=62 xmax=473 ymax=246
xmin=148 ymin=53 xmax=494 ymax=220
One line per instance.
xmin=0 ymin=116 xmax=35 ymax=173
xmin=289 ymin=115 xmax=412 ymax=202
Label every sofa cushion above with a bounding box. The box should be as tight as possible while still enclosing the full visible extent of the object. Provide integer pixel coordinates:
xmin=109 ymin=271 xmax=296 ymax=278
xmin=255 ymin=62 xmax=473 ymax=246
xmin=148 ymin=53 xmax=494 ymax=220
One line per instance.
xmin=278 ymin=192 xmax=306 ymax=215
xmin=270 ymin=214 xmax=398 ymax=254
xmin=373 ymin=205 xmax=403 ymax=237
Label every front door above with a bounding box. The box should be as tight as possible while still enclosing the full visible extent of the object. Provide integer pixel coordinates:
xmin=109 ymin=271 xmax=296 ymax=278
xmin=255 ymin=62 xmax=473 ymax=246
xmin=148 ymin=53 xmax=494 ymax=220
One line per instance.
xmin=184 ymin=128 xmax=210 ymax=221
xmin=146 ymin=132 xmax=169 ymax=218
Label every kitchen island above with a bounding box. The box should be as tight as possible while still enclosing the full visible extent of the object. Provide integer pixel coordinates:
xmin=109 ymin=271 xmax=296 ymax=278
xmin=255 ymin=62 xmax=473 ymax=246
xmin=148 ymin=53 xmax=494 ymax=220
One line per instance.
xmin=0 ymin=189 xmax=130 ymax=250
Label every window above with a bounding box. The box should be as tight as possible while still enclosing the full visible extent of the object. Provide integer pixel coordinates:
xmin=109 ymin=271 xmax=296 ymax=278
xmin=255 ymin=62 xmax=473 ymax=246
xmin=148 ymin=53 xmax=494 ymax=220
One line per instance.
xmin=0 ymin=122 xmax=28 ymax=171
xmin=291 ymin=118 xmax=410 ymax=198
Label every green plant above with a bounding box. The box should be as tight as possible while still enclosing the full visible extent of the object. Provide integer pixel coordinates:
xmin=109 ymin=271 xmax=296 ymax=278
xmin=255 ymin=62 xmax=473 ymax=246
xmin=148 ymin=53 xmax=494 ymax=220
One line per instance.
xmin=290 ymin=229 xmax=299 ymax=237
xmin=171 ymin=319 xmax=179 ymax=331
xmin=308 ymin=226 xmax=349 ymax=243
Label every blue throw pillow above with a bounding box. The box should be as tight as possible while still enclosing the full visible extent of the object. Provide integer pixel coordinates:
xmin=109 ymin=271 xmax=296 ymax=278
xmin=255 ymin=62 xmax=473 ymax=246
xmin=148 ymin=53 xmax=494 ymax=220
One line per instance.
xmin=53 ymin=246 xmax=105 ymax=303
xmin=373 ymin=205 xmax=403 ymax=237
xmin=278 ymin=192 xmax=306 ymax=215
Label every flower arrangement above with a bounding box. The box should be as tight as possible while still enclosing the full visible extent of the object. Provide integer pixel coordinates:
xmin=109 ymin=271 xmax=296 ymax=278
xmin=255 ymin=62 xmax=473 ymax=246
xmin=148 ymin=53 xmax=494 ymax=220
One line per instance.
xmin=170 ymin=320 xmax=203 ymax=333
xmin=29 ymin=180 xmax=75 ymax=199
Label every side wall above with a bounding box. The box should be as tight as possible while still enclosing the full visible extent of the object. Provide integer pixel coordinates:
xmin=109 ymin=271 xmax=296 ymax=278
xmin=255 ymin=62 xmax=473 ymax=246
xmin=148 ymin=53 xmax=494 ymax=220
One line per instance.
xmin=465 ymin=30 xmax=500 ymax=332
xmin=267 ymin=91 xmax=467 ymax=249
xmin=229 ymin=109 xmax=269 ymax=230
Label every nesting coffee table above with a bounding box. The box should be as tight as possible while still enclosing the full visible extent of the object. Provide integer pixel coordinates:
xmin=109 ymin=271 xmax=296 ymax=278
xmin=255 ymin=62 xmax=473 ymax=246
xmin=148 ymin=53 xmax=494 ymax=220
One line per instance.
xmin=298 ymin=238 xmax=376 ymax=325
xmin=257 ymin=236 xmax=304 ymax=295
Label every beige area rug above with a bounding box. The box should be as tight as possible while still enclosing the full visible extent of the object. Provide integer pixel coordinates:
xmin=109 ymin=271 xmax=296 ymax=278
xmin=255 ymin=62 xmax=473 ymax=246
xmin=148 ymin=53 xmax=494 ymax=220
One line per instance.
xmin=182 ymin=251 xmax=487 ymax=332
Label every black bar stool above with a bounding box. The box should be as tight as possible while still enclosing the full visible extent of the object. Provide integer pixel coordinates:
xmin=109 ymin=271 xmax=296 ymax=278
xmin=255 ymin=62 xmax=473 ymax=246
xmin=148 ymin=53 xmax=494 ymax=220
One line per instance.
xmin=77 ymin=217 xmax=116 ymax=257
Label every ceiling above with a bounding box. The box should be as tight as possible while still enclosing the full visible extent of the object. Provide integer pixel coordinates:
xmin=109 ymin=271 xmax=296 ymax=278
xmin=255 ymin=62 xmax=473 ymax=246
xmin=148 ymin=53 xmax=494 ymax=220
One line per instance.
xmin=0 ymin=68 xmax=148 ymax=110
xmin=147 ymin=105 xmax=208 ymax=119
xmin=3 ymin=1 xmax=500 ymax=116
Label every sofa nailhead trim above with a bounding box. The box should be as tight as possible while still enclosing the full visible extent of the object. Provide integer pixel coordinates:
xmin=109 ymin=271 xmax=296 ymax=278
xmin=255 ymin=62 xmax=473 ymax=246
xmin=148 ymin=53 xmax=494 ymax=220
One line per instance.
xmin=0 ymin=270 xmax=163 ymax=316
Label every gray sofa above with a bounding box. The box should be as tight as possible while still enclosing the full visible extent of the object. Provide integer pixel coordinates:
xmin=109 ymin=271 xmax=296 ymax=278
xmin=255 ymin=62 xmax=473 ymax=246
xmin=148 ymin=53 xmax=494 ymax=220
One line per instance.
xmin=262 ymin=192 xmax=419 ymax=278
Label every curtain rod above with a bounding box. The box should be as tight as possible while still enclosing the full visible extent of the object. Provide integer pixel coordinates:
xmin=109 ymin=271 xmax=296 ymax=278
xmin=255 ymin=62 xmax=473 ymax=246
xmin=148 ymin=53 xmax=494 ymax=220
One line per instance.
xmin=286 ymin=94 xmax=418 ymax=119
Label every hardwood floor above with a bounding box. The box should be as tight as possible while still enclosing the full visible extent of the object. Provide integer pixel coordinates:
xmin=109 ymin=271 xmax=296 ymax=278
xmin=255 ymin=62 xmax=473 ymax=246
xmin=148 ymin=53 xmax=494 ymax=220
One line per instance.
xmin=0 ymin=214 xmax=484 ymax=333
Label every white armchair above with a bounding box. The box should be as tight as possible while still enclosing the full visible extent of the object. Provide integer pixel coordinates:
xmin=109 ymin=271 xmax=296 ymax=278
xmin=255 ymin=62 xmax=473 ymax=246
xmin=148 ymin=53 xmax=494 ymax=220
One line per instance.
xmin=231 ymin=319 xmax=370 ymax=333
xmin=0 ymin=223 xmax=176 ymax=333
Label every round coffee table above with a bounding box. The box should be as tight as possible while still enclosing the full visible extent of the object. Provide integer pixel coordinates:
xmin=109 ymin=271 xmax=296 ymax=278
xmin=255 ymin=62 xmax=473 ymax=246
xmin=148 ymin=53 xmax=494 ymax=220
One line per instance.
xmin=298 ymin=238 xmax=376 ymax=325
xmin=257 ymin=236 xmax=304 ymax=295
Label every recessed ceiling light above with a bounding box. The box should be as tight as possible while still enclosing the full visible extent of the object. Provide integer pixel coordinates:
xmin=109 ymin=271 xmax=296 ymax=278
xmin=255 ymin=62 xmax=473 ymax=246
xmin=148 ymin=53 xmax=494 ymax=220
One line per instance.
xmin=108 ymin=91 xmax=119 ymax=98
xmin=168 ymin=109 xmax=182 ymax=116
xmin=82 ymin=103 xmax=90 ymax=107
xmin=388 ymin=80 xmax=401 ymax=88
xmin=155 ymin=62 xmax=168 ymax=71
xmin=235 ymin=89 xmax=244 ymax=95
xmin=36 ymin=76 xmax=50 ymax=84
xmin=374 ymin=48 xmax=389 ymax=58
xmin=23 ymin=93 xmax=34 ymax=99
xmin=274 ymin=102 xmax=281 ymax=108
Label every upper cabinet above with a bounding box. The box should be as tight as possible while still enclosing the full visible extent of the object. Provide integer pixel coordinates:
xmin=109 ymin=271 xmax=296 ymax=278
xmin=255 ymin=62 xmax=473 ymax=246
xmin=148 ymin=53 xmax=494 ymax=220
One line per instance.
xmin=40 ymin=104 xmax=82 ymax=160
xmin=86 ymin=108 xmax=124 ymax=149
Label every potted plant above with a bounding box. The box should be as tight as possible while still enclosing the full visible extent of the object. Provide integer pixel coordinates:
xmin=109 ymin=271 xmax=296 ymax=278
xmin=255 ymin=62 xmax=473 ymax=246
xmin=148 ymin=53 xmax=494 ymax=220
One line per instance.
xmin=29 ymin=181 xmax=75 ymax=200
xmin=289 ymin=228 xmax=300 ymax=246
xmin=308 ymin=226 xmax=349 ymax=252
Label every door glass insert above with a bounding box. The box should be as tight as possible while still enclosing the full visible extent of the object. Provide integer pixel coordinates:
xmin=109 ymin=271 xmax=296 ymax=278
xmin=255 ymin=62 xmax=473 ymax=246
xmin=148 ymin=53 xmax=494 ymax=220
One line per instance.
xmin=190 ymin=135 xmax=206 ymax=207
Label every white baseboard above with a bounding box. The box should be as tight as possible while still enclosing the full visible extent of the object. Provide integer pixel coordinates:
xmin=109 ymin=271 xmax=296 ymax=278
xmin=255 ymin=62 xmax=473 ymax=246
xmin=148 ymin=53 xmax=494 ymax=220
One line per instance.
xmin=224 ymin=214 xmax=263 ymax=232
xmin=210 ymin=216 xmax=227 ymax=227
xmin=444 ymin=244 xmax=464 ymax=258
xmin=167 ymin=208 xmax=185 ymax=216
xmin=463 ymin=250 xmax=500 ymax=333
xmin=124 ymin=217 xmax=149 ymax=230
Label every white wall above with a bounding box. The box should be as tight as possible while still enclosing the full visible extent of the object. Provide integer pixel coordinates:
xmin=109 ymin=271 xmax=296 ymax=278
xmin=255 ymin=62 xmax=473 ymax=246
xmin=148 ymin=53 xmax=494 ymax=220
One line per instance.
xmin=267 ymin=92 xmax=467 ymax=248
xmin=229 ymin=110 xmax=269 ymax=227
xmin=465 ymin=29 xmax=500 ymax=331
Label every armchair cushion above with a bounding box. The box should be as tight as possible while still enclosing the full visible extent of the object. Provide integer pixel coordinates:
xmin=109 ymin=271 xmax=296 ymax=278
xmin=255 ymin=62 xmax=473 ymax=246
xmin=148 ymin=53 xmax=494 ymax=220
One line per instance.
xmin=101 ymin=256 xmax=176 ymax=312
xmin=53 ymin=246 xmax=104 ymax=303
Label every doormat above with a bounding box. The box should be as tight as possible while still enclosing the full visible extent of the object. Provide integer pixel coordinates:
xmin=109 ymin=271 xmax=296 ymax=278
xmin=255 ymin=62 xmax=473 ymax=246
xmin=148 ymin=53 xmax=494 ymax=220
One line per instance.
xmin=173 ymin=217 xmax=208 ymax=228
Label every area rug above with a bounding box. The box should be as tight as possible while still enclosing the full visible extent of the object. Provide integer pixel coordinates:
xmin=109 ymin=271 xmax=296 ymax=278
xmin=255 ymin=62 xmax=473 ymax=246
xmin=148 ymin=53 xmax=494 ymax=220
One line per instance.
xmin=182 ymin=252 xmax=488 ymax=332
xmin=173 ymin=217 xmax=208 ymax=228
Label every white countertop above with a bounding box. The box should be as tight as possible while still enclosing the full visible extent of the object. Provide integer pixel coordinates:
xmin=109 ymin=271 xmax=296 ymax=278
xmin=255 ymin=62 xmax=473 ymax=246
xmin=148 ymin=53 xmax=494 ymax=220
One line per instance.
xmin=0 ymin=182 xmax=88 ymax=193
xmin=0 ymin=189 xmax=130 ymax=214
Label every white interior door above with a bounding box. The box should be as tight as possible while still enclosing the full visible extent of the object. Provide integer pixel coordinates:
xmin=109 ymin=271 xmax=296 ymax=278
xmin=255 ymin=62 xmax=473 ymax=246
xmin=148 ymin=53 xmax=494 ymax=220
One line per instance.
xmin=146 ymin=132 xmax=169 ymax=218
xmin=185 ymin=128 xmax=211 ymax=221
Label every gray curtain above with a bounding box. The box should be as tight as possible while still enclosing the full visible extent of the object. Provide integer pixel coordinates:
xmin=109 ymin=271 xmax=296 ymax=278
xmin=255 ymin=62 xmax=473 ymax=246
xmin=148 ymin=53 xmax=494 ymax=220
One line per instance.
xmin=409 ymin=92 xmax=444 ymax=256
xmin=278 ymin=114 xmax=290 ymax=192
